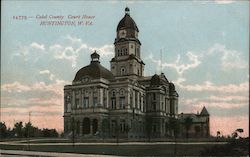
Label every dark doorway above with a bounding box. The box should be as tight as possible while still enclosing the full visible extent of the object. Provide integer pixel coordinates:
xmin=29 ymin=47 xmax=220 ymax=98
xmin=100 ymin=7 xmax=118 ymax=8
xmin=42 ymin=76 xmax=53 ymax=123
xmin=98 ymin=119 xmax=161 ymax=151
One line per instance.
xmin=82 ymin=118 xmax=90 ymax=135
xmin=93 ymin=119 xmax=98 ymax=135
xmin=76 ymin=120 xmax=80 ymax=135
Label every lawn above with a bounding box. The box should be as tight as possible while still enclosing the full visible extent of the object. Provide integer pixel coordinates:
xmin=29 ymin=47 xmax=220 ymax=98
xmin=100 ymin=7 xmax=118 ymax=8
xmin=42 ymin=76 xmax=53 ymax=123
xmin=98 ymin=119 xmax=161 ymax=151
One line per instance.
xmin=0 ymin=143 xmax=216 ymax=156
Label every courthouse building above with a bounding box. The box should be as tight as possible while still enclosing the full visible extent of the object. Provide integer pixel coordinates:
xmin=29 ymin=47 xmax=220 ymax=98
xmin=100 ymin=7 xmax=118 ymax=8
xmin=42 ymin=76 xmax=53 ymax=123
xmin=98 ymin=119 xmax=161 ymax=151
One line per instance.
xmin=63 ymin=8 xmax=210 ymax=139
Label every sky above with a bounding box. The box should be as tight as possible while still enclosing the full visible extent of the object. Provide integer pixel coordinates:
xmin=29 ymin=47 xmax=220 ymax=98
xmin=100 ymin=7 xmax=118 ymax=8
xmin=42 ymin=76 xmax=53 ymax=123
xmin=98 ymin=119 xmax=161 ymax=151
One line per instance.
xmin=1 ymin=0 xmax=249 ymax=137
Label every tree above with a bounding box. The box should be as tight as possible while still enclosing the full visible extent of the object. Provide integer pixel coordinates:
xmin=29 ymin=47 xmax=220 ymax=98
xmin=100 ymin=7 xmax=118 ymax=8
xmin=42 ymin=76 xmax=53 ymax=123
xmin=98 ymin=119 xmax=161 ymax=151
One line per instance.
xmin=0 ymin=122 xmax=7 ymax=138
xmin=183 ymin=117 xmax=193 ymax=138
xmin=217 ymin=131 xmax=221 ymax=138
xmin=13 ymin=122 xmax=24 ymax=137
xmin=23 ymin=122 xmax=39 ymax=137
xmin=233 ymin=128 xmax=244 ymax=139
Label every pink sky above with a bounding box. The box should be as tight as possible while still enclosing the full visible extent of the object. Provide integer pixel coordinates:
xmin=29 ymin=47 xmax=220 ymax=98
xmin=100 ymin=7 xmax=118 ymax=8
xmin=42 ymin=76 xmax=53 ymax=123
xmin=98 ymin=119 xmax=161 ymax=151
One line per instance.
xmin=1 ymin=110 xmax=249 ymax=137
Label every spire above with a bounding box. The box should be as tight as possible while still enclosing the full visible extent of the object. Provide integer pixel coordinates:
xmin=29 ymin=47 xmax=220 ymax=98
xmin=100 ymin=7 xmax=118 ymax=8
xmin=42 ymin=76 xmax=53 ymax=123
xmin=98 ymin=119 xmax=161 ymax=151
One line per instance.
xmin=200 ymin=106 xmax=209 ymax=116
xmin=125 ymin=7 xmax=130 ymax=15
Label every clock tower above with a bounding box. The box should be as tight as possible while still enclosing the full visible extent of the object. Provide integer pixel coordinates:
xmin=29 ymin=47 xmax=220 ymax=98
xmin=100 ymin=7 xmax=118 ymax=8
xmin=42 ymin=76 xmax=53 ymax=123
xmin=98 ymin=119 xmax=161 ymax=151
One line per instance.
xmin=110 ymin=7 xmax=145 ymax=78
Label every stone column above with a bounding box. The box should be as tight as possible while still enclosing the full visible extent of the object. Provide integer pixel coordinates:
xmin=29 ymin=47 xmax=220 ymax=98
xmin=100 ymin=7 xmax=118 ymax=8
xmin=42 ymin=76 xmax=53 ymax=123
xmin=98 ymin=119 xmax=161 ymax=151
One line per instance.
xmin=100 ymin=88 xmax=103 ymax=107
xmin=127 ymin=89 xmax=130 ymax=109
xmin=90 ymin=119 xmax=93 ymax=135
xmin=137 ymin=91 xmax=140 ymax=109
xmin=72 ymin=90 xmax=75 ymax=109
xmin=141 ymin=94 xmax=143 ymax=112
xmin=79 ymin=119 xmax=83 ymax=136
xmin=106 ymin=89 xmax=109 ymax=109
xmin=133 ymin=90 xmax=135 ymax=108
xmin=79 ymin=90 xmax=82 ymax=109
xmin=90 ymin=88 xmax=93 ymax=108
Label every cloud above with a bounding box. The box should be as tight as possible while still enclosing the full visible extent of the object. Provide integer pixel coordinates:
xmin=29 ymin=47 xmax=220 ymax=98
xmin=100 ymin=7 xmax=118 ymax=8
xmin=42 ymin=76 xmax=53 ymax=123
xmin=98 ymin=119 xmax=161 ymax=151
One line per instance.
xmin=50 ymin=45 xmax=78 ymax=67
xmin=89 ymin=44 xmax=113 ymax=56
xmin=13 ymin=42 xmax=46 ymax=61
xmin=49 ymin=35 xmax=113 ymax=67
xmin=213 ymin=0 xmax=235 ymax=4
xmin=39 ymin=70 xmax=55 ymax=80
xmin=175 ymin=77 xmax=249 ymax=94
xmin=13 ymin=35 xmax=113 ymax=68
xmin=1 ymin=79 xmax=68 ymax=131
xmin=208 ymin=43 xmax=248 ymax=70
xmin=30 ymin=42 xmax=45 ymax=51
xmin=1 ymin=79 xmax=69 ymax=96
xmin=1 ymin=81 xmax=31 ymax=92
xmin=39 ymin=70 xmax=50 ymax=74
xmin=146 ymin=51 xmax=201 ymax=75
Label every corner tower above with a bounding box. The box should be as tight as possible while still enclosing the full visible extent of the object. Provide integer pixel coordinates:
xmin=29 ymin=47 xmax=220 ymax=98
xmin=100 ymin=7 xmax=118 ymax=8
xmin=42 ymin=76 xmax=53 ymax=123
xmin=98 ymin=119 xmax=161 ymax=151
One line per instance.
xmin=110 ymin=7 xmax=145 ymax=78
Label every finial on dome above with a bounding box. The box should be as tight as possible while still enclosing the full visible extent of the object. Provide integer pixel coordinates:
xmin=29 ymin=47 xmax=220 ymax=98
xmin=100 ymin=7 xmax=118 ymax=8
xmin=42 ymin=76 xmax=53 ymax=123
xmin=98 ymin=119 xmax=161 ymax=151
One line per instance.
xmin=91 ymin=50 xmax=100 ymax=63
xmin=125 ymin=7 xmax=130 ymax=15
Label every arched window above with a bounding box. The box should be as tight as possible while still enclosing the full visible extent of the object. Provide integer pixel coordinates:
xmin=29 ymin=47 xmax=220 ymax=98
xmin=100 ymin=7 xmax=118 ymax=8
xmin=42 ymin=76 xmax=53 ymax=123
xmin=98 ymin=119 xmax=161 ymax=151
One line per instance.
xmin=121 ymin=67 xmax=126 ymax=75
xmin=112 ymin=90 xmax=116 ymax=97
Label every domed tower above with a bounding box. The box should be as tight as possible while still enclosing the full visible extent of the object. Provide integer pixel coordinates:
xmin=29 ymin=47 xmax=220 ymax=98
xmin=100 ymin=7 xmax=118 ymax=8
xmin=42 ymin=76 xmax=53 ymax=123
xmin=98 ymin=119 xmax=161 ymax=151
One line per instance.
xmin=73 ymin=51 xmax=114 ymax=84
xmin=110 ymin=7 xmax=145 ymax=78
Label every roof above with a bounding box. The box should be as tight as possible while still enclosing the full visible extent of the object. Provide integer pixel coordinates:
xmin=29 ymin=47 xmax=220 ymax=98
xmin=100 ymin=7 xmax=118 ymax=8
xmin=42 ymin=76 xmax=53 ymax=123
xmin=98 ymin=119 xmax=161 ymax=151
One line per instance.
xmin=91 ymin=51 xmax=100 ymax=59
xmin=150 ymin=74 xmax=162 ymax=86
xmin=73 ymin=57 xmax=114 ymax=82
xmin=200 ymin=106 xmax=209 ymax=116
xmin=169 ymin=82 xmax=175 ymax=91
xmin=110 ymin=54 xmax=145 ymax=65
xmin=117 ymin=8 xmax=139 ymax=32
xmin=179 ymin=113 xmax=208 ymax=123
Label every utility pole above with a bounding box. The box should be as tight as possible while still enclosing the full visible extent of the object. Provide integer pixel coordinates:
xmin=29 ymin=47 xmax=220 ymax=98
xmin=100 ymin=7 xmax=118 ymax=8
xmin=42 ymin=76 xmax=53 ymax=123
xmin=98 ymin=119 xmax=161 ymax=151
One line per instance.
xmin=72 ymin=117 xmax=75 ymax=147
xmin=27 ymin=111 xmax=31 ymax=151
xmin=160 ymin=49 xmax=162 ymax=74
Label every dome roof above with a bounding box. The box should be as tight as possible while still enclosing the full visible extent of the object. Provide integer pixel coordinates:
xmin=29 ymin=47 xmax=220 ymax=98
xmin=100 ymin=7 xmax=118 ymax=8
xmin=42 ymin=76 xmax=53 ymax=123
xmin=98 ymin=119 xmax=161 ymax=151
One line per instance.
xmin=117 ymin=8 xmax=139 ymax=32
xmin=73 ymin=52 xmax=114 ymax=82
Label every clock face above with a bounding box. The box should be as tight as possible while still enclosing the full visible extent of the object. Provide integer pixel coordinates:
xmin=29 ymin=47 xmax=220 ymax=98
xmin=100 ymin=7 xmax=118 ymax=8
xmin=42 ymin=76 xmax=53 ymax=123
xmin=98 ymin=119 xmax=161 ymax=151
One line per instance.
xmin=119 ymin=30 xmax=126 ymax=38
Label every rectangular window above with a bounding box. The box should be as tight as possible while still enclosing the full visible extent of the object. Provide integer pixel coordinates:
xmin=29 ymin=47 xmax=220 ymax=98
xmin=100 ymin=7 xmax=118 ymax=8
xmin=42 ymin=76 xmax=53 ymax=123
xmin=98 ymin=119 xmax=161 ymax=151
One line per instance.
xmin=119 ymin=97 xmax=125 ymax=109
xmin=111 ymin=120 xmax=116 ymax=132
xmin=93 ymin=97 xmax=98 ymax=107
xmin=111 ymin=98 xmax=116 ymax=109
xmin=135 ymin=91 xmax=138 ymax=108
xmin=153 ymin=93 xmax=156 ymax=100
xmin=103 ymin=97 xmax=106 ymax=108
xmin=83 ymin=97 xmax=89 ymax=108
xmin=75 ymin=98 xmax=79 ymax=108
xmin=139 ymin=96 xmax=142 ymax=110
xmin=120 ymin=120 xmax=125 ymax=132
xmin=153 ymin=102 xmax=156 ymax=111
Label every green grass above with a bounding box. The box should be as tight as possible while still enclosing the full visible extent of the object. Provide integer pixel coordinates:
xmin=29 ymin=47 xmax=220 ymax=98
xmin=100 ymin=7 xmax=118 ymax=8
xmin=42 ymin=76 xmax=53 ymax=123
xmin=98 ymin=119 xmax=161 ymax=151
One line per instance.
xmin=0 ymin=143 xmax=215 ymax=156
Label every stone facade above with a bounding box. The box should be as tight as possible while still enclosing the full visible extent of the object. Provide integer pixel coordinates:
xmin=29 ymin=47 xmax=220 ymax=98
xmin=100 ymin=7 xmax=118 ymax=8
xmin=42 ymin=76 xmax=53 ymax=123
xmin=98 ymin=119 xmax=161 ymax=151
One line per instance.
xmin=63 ymin=7 xmax=209 ymax=139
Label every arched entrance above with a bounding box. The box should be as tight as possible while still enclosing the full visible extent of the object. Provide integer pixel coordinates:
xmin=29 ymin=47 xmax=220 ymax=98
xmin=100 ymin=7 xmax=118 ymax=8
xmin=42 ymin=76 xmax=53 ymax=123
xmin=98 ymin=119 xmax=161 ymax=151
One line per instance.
xmin=93 ymin=119 xmax=98 ymax=135
xmin=82 ymin=118 xmax=90 ymax=135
